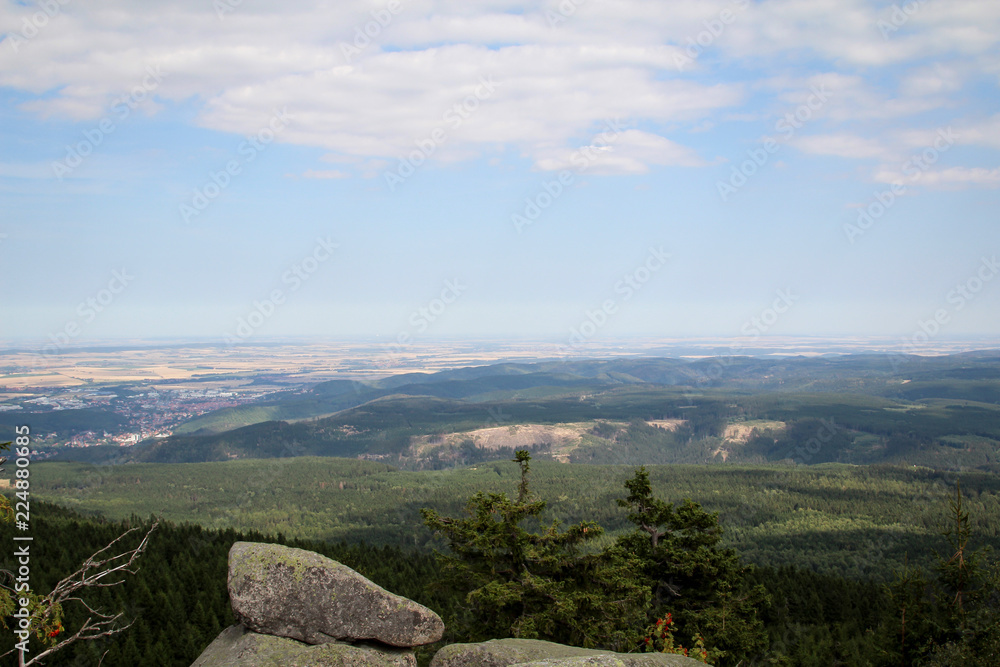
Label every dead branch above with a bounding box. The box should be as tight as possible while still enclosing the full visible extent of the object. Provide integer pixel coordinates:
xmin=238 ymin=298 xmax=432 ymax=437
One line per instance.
xmin=0 ymin=522 xmax=157 ymax=667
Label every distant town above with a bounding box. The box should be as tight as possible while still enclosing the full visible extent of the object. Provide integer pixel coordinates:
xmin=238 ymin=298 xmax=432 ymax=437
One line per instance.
xmin=0 ymin=382 xmax=287 ymax=450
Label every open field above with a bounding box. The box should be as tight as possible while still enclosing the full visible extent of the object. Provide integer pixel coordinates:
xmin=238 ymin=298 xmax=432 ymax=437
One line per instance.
xmin=5 ymin=336 xmax=1000 ymax=389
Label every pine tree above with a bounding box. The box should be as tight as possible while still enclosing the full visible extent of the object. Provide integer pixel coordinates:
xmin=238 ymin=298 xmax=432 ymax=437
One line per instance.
xmin=421 ymin=451 xmax=649 ymax=651
xmin=616 ymin=466 xmax=769 ymax=665
xmin=880 ymin=555 xmax=933 ymax=666
xmin=878 ymin=480 xmax=1000 ymax=666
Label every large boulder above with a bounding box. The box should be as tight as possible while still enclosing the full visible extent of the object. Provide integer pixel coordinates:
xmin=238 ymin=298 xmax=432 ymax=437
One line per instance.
xmin=191 ymin=625 xmax=416 ymax=667
xmin=228 ymin=541 xmax=444 ymax=647
xmin=430 ymin=639 xmax=706 ymax=667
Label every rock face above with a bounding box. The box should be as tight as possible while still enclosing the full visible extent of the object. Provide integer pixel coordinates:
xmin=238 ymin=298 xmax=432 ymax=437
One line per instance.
xmin=194 ymin=542 xmax=708 ymax=667
xmin=429 ymin=638 xmax=707 ymax=667
xmin=228 ymin=541 xmax=445 ymax=647
xmin=191 ymin=624 xmax=416 ymax=667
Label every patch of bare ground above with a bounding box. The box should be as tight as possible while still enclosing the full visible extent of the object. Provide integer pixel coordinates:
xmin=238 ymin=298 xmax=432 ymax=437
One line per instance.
xmin=646 ymin=419 xmax=686 ymax=431
xmin=713 ymin=420 xmax=786 ymax=461
xmin=411 ymin=423 xmax=593 ymax=462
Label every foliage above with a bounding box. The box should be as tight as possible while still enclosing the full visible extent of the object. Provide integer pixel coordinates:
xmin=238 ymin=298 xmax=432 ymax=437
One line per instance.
xmin=875 ymin=481 xmax=1000 ymax=666
xmin=26 ymin=457 xmax=1000 ymax=581
xmin=0 ymin=500 xmax=454 ymax=667
xmin=9 ymin=484 xmax=994 ymax=666
xmin=2 ymin=441 xmax=160 ymax=666
xmin=641 ymin=613 xmax=711 ymax=663
xmin=616 ymin=466 xmax=769 ymax=665
xmin=421 ymin=451 xmax=649 ymax=651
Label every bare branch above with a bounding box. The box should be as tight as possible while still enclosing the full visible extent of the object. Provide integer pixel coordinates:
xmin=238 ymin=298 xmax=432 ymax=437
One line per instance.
xmin=23 ymin=614 xmax=134 ymax=666
xmin=43 ymin=523 xmax=156 ymax=605
xmin=2 ymin=522 xmax=157 ymax=667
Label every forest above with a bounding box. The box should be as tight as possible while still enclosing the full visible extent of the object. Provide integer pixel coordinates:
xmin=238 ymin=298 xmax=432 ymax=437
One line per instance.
xmin=3 ymin=462 xmax=998 ymax=666
xmin=3 ymin=353 xmax=1000 ymax=665
xmin=26 ymin=458 xmax=1000 ymax=581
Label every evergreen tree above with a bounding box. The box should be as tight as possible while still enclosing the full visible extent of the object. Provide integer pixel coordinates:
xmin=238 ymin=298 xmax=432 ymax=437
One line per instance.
xmin=880 ymin=556 xmax=933 ymax=666
xmin=421 ymin=451 xmax=649 ymax=651
xmin=616 ymin=466 xmax=769 ymax=665
xmin=878 ymin=480 xmax=1000 ymax=666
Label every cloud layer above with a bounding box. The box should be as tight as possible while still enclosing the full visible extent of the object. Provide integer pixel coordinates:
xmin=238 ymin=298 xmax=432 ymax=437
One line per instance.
xmin=1 ymin=0 xmax=998 ymax=184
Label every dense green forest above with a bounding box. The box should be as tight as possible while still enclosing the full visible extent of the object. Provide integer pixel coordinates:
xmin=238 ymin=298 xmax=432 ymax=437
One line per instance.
xmin=5 ymin=475 xmax=996 ymax=666
xmin=0 ymin=501 xmax=449 ymax=667
xmin=27 ymin=459 xmax=1000 ymax=580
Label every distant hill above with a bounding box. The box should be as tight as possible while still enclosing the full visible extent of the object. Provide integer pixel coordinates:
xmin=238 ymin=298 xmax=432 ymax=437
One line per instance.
xmin=82 ymin=353 xmax=1000 ymax=470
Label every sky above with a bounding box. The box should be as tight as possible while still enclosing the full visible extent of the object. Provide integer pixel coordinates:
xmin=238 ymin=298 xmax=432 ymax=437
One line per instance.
xmin=0 ymin=0 xmax=998 ymax=350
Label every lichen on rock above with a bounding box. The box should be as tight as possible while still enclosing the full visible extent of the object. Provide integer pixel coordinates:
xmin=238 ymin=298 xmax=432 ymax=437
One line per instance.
xmin=227 ymin=541 xmax=444 ymax=647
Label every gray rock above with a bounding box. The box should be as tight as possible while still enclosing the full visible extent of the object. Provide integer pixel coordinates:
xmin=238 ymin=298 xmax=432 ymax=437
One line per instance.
xmin=430 ymin=638 xmax=706 ymax=667
xmin=228 ymin=541 xmax=445 ymax=647
xmin=191 ymin=625 xmax=416 ymax=667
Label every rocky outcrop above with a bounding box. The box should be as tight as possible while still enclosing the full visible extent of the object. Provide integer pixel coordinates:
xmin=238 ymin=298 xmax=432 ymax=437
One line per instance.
xmin=191 ymin=624 xmax=416 ymax=667
xmin=193 ymin=542 xmax=708 ymax=667
xmin=227 ymin=541 xmax=445 ymax=647
xmin=430 ymin=638 xmax=705 ymax=667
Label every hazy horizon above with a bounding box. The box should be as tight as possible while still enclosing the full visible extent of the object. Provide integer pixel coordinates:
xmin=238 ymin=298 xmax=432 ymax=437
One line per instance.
xmin=4 ymin=333 xmax=1000 ymax=357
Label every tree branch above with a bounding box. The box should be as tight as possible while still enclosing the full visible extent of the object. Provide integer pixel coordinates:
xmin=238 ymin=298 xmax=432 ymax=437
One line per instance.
xmin=1 ymin=522 xmax=157 ymax=667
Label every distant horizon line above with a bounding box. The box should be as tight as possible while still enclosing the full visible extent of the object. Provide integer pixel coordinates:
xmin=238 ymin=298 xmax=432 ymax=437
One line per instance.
xmin=3 ymin=334 xmax=999 ymax=357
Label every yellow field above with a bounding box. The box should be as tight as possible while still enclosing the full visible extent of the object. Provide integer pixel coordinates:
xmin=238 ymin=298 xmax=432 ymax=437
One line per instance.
xmin=2 ymin=335 xmax=993 ymax=390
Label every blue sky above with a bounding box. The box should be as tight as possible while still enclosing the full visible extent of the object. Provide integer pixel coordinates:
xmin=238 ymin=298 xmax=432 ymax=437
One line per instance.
xmin=0 ymin=0 xmax=998 ymax=349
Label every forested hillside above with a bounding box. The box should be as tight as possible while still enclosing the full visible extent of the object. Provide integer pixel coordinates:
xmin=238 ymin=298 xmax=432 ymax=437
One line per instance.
xmin=7 ymin=472 xmax=997 ymax=667
xmin=28 ymin=459 xmax=1000 ymax=580
xmin=65 ymin=353 xmax=995 ymax=470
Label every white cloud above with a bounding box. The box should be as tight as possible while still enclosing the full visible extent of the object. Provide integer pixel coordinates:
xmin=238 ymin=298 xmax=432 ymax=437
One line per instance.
xmin=899 ymin=63 xmax=965 ymax=97
xmin=955 ymin=114 xmax=1000 ymax=150
xmin=534 ymin=128 xmax=707 ymax=174
xmin=299 ymin=169 xmax=351 ymax=179
xmin=1 ymin=0 xmax=998 ymax=178
xmin=196 ymin=44 xmax=742 ymax=169
xmin=794 ymin=134 xmax=888 ymax=160
xmin=725 ymin=0 xmax=1000 ymax=66
xmin=874 ymin=166 xmax=1000 ymax=189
